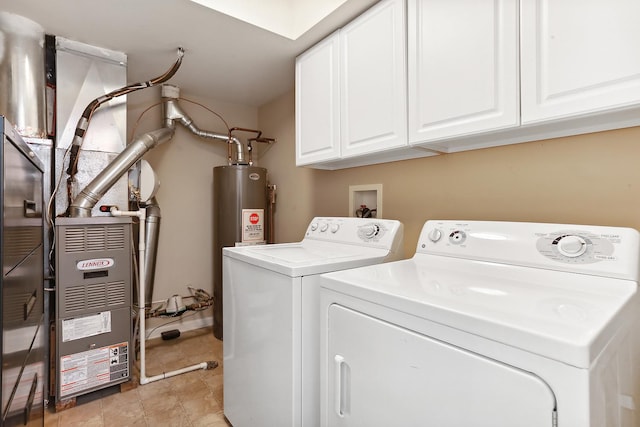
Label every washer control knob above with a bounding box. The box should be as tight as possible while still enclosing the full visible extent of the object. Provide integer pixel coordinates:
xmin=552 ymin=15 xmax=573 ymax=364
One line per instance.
xmin=330 ymin=224 xmax=340 ymax=233
xmin=320 ymin=223 xmax=329 ymax=232
xmin=556 ymin=235 xmax=588 ymax=257
xmin=427 ymin=228 xmax=442 ymax=243
xmin=363 ymin=224 xmax=380 ymax=238
xmin=310 ymin=222 xmax=318 ymax=231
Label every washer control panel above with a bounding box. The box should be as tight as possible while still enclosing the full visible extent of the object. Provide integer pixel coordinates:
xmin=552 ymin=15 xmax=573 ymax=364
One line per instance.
xmin=305 ymin=217 xmax=403 ymax=249
xmin=418 ymin=220 xmax=640 ymax=279
xmin=358 ymin=223 xmax=382 ymax=240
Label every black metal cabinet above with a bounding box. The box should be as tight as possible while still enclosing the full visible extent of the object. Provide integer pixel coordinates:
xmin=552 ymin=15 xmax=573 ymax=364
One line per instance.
xmin=1 ymin=116 xmax=45 ymax=426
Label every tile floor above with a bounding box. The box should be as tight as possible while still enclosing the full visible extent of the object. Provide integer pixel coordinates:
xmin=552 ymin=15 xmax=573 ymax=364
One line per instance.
xmin=44 ymin=328 xmax=230 ymax=427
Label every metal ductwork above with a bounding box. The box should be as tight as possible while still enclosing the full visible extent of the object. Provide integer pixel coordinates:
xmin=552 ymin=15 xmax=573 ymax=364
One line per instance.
xmin=0 ymin=12 xmax=47 ymax=138
xmin=141 ymin=197 xmax=161 ymax=306
xmin=69 ymin=128 xmax=174 ymax=217
xmin=66 ymin=48 xmax=184 ymax=179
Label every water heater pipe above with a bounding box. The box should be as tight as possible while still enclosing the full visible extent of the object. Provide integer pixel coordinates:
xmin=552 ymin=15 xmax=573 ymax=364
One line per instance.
xmin=109 ymin=206 xmax=215 ymax=385
xmin=161 ymin=84 xmax=245 ymax=165
xmin=267 ymin=184 xmax=277 ymax=244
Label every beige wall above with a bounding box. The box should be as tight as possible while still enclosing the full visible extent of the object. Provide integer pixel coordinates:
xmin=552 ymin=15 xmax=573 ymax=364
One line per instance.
xmin=254 ymin=90 xmax=317 ymax=243
xmin=259 ymin=89 xmax=640 ymax=257
xmin=127 ymin=87 xmax=258 ymax=315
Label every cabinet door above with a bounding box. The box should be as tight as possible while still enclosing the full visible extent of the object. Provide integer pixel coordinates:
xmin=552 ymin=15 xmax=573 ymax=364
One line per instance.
xmin=340 ymin=0 xmax=407 ymax=158
xmin=521 ymin=0 xmax=640 ymax=124
xmin=408 ymin=0 xmax=519 ymax=144
xmin=295 ymin=32 xmax=341 ymax=166
xmin=325 ymin=304 xmax=557 ymax=427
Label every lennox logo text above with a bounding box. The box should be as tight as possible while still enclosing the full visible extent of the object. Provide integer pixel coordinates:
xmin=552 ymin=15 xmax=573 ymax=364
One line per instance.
xmin=76 ymin=258 xmax=115 ymax=271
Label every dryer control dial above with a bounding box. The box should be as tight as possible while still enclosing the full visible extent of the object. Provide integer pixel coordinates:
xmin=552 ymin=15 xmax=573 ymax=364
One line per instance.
xmin=427 ymin=228 xmax=442 ymax=243
xmin=555 ymin=235 xmax=588 ymax=258
xmin=320 ymin=223 xmax=329 ymax=232
xmin=448 ymin=230 xmax=467 ymax=245
xmin=330 ymin=224 xmax=340 ymax=233
xmin=310 ymin=222 xmax=318 ymax=231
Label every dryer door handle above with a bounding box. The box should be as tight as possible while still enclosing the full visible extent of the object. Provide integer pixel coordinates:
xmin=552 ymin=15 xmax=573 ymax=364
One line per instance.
xmin=334 ymin=355 xmax=350 ymax=417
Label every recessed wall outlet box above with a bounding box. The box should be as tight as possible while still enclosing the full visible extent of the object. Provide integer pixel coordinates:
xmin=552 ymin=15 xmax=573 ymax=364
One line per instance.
xmin=349 ymin=184 xmax=383 ymax=218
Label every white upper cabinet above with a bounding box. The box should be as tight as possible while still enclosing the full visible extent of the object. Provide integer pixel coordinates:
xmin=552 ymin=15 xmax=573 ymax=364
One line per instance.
xmin=340 ymin=0 xmax=408 ymax=158
xmin=295 ymin=33 xmax=341 ymax=166
xmin=295 ymin=0 xmax=434 ymax=169
xmin=296 ymin=0 xmax=640 ymax=167
xmin=521 ymin=0 xmax=640 ymax=124
xmin=408 ymin=0 xmax=519 ymax=143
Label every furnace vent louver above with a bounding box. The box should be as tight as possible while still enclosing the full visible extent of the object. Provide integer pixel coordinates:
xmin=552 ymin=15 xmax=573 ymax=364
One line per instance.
xmin=64 ymin=285 xmax=86 ymax=313
xmin=63 ymin=224 xmax=126 ymax=253
xmin=86 ymin=284 xmax=106 ymax=309
xmin=106 ymin=281 xmax=126 ymax=305
xmin=60 ymin=280 xmax=127 ymax=315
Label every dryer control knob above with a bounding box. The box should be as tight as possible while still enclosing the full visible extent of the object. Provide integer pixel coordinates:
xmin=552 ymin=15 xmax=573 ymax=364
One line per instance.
xmin=557 ymin=235 xmax=588 ymax=257
xmin=320 ymin=223 xmax=329 ymax=232
xmin=330 ymin=224 xmax=340 ymax=233
xmin=310 ymin=222 xmax=318 ymax=231
xmin=428 ymin=228 xmax=442 ymax=242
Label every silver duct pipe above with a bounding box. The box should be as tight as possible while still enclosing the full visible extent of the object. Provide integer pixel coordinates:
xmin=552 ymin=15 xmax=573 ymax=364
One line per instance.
xmin=141 ymin=197 xmax=161 ymax=307
xmin=69 ymin=128 xmax=174 ymax=217
xmin=0 ymin=12 xmax=47 ymax=138
xmin=161 ymin=84 xmax=245 ymax=164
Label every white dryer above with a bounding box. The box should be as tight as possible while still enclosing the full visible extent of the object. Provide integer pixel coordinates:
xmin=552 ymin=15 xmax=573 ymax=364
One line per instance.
xmin=223 ymin=217 xmax=403 ymax=427
xmin=320 ymin=220 xmax=640 ymax=427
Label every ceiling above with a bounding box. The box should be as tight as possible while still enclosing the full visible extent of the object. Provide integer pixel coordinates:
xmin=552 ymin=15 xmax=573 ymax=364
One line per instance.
xmin=1 ymin=0 xmax=378 ymax=107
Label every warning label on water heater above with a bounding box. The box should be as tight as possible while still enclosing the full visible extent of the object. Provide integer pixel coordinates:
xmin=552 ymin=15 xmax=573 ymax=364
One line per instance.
xmin=242 ymin=209 xmax=265 ymax=243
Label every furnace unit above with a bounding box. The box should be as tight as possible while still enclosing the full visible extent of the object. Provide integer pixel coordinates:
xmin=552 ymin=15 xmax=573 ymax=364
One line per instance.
xmin=54 ymin=217 xmax=132 ymax=402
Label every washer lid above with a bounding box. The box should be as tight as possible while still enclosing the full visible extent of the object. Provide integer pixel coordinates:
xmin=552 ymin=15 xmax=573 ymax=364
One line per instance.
xmin=321 ymin=254 xmax=638 ymax=368
xmin=223 ymin=240 xmax=391 ymax=276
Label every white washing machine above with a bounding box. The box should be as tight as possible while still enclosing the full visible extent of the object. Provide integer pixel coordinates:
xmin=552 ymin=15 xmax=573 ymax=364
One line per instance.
xmin=320 ymin=220 xmax=640 ymax=427
xmin=223 ymin=217 xmax=404 ymax=427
